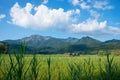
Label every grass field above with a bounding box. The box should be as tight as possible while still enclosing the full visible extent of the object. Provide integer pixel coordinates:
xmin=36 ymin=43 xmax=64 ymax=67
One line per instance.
xmin=0 ymin=54 xmax=120 ymax=80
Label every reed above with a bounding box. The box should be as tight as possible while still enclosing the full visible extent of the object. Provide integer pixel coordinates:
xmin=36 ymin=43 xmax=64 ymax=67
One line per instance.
xmin=47 ymin=57 xmax=51 ymax=80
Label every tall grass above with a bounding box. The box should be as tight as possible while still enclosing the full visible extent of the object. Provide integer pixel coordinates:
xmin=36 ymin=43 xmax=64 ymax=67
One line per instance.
xmin=30 ymin=54 xmax=40 ymax=80
xmin=0 ymin=53 xmax=120 ymax=80
xmin=98 ymin=58 xmax=103 ymax=80
xmin=105 ymin=53 xmax=118 ymax=80
xmin=83 ymin=57 xmax=94 ymax=80
xmin=68 ymin=62 xmax=82 ymax=80
xmin=47 ymin=57 xmax=51 ymax=80
xmin=0 ymin=53 xmax=4 ymax=79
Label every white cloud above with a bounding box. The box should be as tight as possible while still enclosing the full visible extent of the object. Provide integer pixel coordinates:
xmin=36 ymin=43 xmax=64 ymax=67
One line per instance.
xmin=75 ymin=9 xmax=80 ymax=15
xmin=71 ymin=0 xmax=90 ymax=9
xmin=71 ymin=0 xmax=80 ymax=6
xmin=10 ymin=2 xmax=79 ymax=30
xmin=93 ymin=1 xmax=113 ymax=10
xmin=70 ymin=18 xmax=106 ymax=32
xmin=106 ymin=26 xmax=120 ymax=35
xmin=89 ymin=10 xmax=100 ymax=19
xmin=0 ymin=14 xmax=6 ymax=20
xmin=42 ymin=0 xmax=48 ymax=4
xmin=69 ymin=18 xmax=120 ymax=35
xmin=70 ymin=0 xmax=113 ymax=10
xmin=80 ymin=2 xmax=90 ymax=9
xmin=9 ymin=2 xmax=120 ymax=36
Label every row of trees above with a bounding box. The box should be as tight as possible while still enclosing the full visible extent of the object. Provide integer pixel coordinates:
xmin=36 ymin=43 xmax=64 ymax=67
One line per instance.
xmin=0 ymin=42 xmax=9 ymax=54
xmin=0 ymin=42 xmax=120 ymax=56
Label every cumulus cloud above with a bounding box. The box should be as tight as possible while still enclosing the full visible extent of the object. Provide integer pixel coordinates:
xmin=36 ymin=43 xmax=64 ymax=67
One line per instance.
xmin=80 ymin=2 xmax=90 ymax=9
xmin=93 ymin=1 xmax=113 ymax=10
xmin=71 ymin=0 xmax=90 ymax=9
xmin=70 ymin=18 xmax=106 ymax=32
xmin=0 ymin=14 xmax=6 ymax=20
xmin=71 ymin=0 xmax=80 ymax=6
xmin=10 ymin=2 xmax=79 ymax=30
xmin=9 ymin=2 xmax=120 ymax=36
xmin=69 ymin=0 xmax=115 ymax=35
xmin=69 ymin=18 xmax=120 ymax=35
xmin=75 ymin=9 xmax=80 ymax=14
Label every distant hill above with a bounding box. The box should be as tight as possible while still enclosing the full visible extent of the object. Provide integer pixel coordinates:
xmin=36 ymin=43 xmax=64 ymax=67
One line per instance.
xmin=76 ymin=36 xmax=101 ymax=47
xmin=100 ymin=39 xmax=120 ymax=50
xmin=2 ymin=35 xmax=120 ymax=54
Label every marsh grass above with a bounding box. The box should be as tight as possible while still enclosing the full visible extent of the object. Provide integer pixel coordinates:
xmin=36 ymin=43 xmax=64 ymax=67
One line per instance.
xmin=83 ymin=57 xmax=94 ymax=80
xmin=47 ymin=57 xmax=51 ymax=80
xmin=68 ymin=62 xmax=83 ymax=80
xmin=30 ymin=54 xmax=40 ymax=80
xmin=0 ymin=52 xmax=120 ymax=80
xmin=98 ymin=58 xmax=104 ymax=80
xmin=105 ymin=53 xmax=118 ymax=80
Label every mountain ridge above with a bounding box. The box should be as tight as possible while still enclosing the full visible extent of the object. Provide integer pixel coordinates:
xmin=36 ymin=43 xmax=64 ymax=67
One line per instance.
xmin=2 ymin=34 xmax=120 ymax=54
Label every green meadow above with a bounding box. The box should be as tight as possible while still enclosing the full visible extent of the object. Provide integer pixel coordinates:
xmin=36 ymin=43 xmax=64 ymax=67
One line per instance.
xmin=0 ymin=54 xmax=120 ymax=80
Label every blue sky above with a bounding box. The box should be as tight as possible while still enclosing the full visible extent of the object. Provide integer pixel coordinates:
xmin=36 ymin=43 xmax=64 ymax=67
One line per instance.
xmin=0 ymin=0 xmax=120 ymax=41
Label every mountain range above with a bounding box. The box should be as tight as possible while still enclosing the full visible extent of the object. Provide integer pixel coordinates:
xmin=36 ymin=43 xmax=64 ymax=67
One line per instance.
xmin=1 ymin=35 xmax=120 ymax=54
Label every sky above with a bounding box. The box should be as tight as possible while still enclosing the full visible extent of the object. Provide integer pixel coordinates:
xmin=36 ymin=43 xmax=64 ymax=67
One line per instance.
xmin=0 ymin=0 xmax=120 ymax=41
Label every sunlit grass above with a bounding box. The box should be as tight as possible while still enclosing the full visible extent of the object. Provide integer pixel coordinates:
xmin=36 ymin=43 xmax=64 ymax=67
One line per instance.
xmin=0 ymin=54 xmax=120 ymax=80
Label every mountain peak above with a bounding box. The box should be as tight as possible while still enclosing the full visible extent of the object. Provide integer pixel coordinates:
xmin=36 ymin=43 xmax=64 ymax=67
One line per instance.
xmin=76 ymin=36 xmax=101 ymax=46
xmin=81 ymin=36 xmax=94 ymax=40
xmin=21 ymin=34 xmax=54 ymax=43
xmin=30 ymin=34 xmax=43 ymax=38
